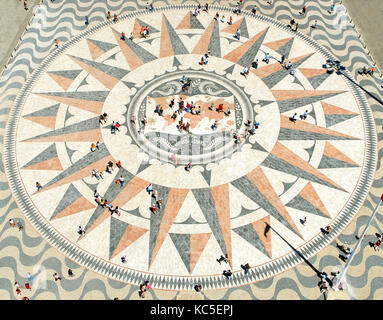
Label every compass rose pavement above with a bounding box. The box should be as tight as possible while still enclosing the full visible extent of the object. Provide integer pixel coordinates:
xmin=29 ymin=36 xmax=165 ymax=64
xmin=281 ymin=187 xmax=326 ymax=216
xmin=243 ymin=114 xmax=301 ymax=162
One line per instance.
xmin=1 ymin=0 xmax=383 ymax=300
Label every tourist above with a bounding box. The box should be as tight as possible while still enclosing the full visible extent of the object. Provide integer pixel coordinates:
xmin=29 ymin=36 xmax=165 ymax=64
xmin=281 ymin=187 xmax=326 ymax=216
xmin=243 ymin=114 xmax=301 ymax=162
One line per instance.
xmin=55 ymin=39 xmax=59 ymax=48
xmin=36 ymin=182 xmax=42 ymax=191
xmin=252 ymin=59 xmax=259 ymax=69
xmin=223 ymin=269 xmax=232 ymax=280
xmin=242 ymin=65 xmax=250 ymax=77
xmin=234 ymin=28 xmax=241 ymax=40
xmin=121 ymin=255 xmax=127 ymax=263
xmin=27 ymin=272 xmax=33 ymax=282
xmin=251 ymin=6 xmax=257 ymax=14
xmin=68 ymin=269 xmax=74 ymax=278
xmin=107 ymin=11 xmax=111 ymax=20
xmin=290 ymin=113 xmax=298 ymax=122
xmin=242 ymin=263 xmax=251 ymax=274
xmin=300 ymin=110 xmax=308 ymax=120
xmin=9 ymin=219 xmax=15 ymax=228
xmin=264 ymin=52 xmax=271 ymax=64
xmin=78 ymin=226 xmax=85 ymax=236
xmin=53 ymin=273 xmax=62 ymax=281
xmin=85 ymin=16 xmax=89 ymax=25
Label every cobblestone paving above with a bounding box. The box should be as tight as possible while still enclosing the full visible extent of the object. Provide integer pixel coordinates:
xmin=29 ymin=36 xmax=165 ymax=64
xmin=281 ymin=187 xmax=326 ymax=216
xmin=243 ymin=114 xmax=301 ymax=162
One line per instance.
xmin=0 ymin=0 xmax=383 ymax=300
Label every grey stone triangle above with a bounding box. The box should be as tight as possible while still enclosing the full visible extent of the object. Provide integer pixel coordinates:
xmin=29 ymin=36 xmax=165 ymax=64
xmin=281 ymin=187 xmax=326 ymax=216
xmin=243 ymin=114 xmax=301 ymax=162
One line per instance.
xmin=286 ymin=194 xmax=328 ymax=218
xmin=69 ymin=55 xmax=129 ymax=80
xmin=256 ymin=100 xmax=274 ymax=107
xmin=191 ymin=188 xmax=228 ymax=256
xmin=48 ymin=69 xmax=82 ymax=80
xmin=250 ymin=140 xmax=268 ymax=152
xmin=22 ymin=143 xmax=58 ymax=169
xmin=237 ymin=206 xmax=254 ymax=217
xmin=88 ymin=38 xmax=116 ymax=53
xmin=164 ymin=15 xmax=188 ymax=55
xmin=24 ymin=103 xmax=60 ymax=117
xmin=78 ymin=77 xmax=89 ymax=88
xmin=232 ymin=223 xmax=270 ymax=258
xmin=200 ymin=169 xmax=211 ymax=186
xmin=36 ymin=90 xmax=109 ymax=102
xmin=277 ymin=91 xmax=345 ymax=114
xmin=308 ymin=72 xmax=331 ymax=89
xmin=208 ymin=19 xmax=221 ymax=58
xmin=318 ymin=155 xmax=359 ymax=169
xmin=224 ymin=64 xmax=235 ymax=74
xmin=136 ymin=159 xmax=151 ymax=175
xmin=231 ymin=176 xmax=301 ymax=237
xmin=109 ymin=217 xmax=130 ymax=259
xmin=282 ymin=181 xmax=296 ymax=193
xmin=50 ymin=184 xmax=82 ymax=220
xmin=304 ymin=143 xmax=316 ymax=159
xmin=261 ymin=153 xmax=345 ymax=191
xmin=238 ymin=18 xmax=249 ymax=38
xmin=24 ymin=117 xmax=100 ymax=142
xmin=277 ymin=38 xmax=294 ymax=57
xmin=325 ymin=114 xmax=358 ymax=127
xmin=278 ymin=127 xmax=356 ymax=141
xmin=169 ymin=233 xmax=191 ymax=273
xmin=173 ymin=56 xmax=181 ymax=68
xmin=149 ymin=184 xmax=171 ymax=266
xmin=190 ymin=12 xmax=205 ymax=29
xmin=236 ymin=28 xmax=268 ymax=67
xmin=122 ymin=80 xmax=136 ymax=89
xmin=292 ymin=76 xmax=304 ymax=87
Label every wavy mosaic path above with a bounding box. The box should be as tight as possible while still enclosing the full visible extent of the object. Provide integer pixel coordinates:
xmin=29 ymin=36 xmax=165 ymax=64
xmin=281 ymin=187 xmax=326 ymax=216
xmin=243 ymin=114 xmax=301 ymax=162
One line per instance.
xmin=1 ymin=0 xmax=383 ymax=300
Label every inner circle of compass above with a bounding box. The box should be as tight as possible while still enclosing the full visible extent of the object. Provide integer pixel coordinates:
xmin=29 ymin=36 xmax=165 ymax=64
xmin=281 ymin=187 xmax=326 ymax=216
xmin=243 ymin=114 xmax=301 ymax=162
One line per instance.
xmin=125 ymin=70 xmax=254 ymax=165
xmin=5 ymin=6 xmax=376 ymax=290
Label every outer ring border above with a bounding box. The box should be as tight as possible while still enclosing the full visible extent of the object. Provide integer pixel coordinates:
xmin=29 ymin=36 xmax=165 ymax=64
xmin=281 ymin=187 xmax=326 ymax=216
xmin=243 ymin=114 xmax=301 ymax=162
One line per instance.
xmin=3 ymin=5 xmax=377 ymax=291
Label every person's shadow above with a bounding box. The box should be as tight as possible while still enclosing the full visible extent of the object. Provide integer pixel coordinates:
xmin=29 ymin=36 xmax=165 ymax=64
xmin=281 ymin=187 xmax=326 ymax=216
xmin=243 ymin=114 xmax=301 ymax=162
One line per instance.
xmin=339 ymin=254 xmax=347 ymax=262
xmin=336 ymin=243 xmax=348 ymax=254
xmin=368 ymin=241 xmax=375 ymax=248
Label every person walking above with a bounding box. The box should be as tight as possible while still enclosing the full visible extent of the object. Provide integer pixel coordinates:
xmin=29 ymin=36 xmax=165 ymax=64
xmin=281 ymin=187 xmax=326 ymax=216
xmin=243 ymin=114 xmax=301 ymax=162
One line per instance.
xmin=118 ymin=176 xmax=124 ymax=187
xmin=36 ymin=182 xmax=42 ymax=191
xmin=55 ymin=39 xmax=59 ymax=48
xmin=27 ymin=272 xmax=33 ymax=282
xmin=9 ymin=219 xmax=15 ymax=228
xmin=68 ymin=269 xmax=74 ymax=278
xmin=85 ymin=16 xmax=89 ymax=25
xmin=53 ymin=273 xmax=62 ymax=281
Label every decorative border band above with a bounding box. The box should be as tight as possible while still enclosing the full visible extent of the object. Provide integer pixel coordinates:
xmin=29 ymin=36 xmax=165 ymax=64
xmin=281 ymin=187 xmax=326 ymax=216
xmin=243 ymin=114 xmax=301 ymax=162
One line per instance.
xmin=3 ymin=5 xmax=377 ymax=290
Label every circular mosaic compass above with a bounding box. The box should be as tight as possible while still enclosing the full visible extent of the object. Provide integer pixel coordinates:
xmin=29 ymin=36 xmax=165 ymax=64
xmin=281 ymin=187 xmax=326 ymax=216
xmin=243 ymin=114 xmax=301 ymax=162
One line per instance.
xmin=4 ymin=6 xmax=376 ymax=290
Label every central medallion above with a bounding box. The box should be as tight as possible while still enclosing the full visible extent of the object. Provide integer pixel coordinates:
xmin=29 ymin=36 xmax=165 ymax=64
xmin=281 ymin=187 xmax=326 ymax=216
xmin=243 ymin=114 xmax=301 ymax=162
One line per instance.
xmin=126 ymin=70 xmax=254 ymax=165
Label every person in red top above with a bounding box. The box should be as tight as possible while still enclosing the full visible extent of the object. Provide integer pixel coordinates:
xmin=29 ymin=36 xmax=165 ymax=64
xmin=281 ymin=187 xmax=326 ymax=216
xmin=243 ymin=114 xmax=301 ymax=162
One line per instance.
xmin=218 ymin=104 xmax=224 ymax=112
xmin=121 ymin=32 xmax=125 ymax=40
xmin=25 ymin=283 xmax=31 ymax=291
